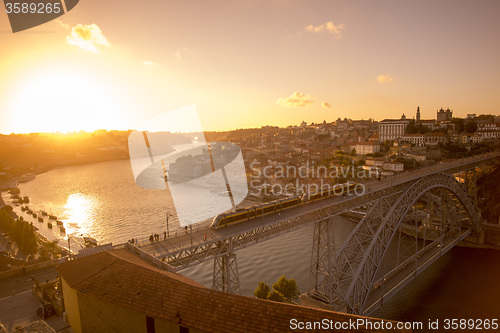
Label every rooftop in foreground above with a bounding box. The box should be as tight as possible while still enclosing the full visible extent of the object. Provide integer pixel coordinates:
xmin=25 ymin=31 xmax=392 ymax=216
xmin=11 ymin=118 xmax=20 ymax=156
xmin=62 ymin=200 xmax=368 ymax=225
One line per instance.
xmin=58 ymin=248 xmax=411 ymax=333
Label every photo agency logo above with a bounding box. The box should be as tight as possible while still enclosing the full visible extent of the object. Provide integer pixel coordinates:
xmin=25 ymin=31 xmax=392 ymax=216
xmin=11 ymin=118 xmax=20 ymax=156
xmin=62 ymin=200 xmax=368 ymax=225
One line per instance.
xmin=3 ymin=0 xmax=79 ymax=33
xmin=128 ymin=105 xmax=248 ymax=227
xmin=249 ymin=160 xmax=370 ymax=198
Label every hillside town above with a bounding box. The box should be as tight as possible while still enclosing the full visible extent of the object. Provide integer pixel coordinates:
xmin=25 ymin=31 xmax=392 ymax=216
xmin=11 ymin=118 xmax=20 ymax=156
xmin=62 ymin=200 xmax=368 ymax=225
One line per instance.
xmin=227 ymin=108 xmax=499 ymax=197
xmin=1 ymin=109 xmax=499 ymax=195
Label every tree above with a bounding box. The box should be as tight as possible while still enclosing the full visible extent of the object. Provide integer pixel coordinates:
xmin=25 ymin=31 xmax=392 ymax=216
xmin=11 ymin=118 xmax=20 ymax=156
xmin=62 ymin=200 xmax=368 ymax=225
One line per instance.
xmin=405 ymin=119 xmax=417 ymax=134
xmin=452 ymin=118 xmax=465 ymax=133
xmin=1 ymin=205 xmax=13 ymax=214
xmin=267 ymin=290 xmax=285 ymax=302
xmin=382 ymin=140 xmax=393 ymax=152
xmin=465 ymin=120 xmax=478 ymax=133
xmin=272 ymin=275 xmax=300 ymax=302
xmin=254 ymin=282 xmax=270 ymax=300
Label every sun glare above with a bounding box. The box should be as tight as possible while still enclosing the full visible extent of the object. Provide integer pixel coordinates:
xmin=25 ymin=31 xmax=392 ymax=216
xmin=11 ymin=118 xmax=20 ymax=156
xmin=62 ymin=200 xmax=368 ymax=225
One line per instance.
xmin=5 ymin=68 xmax=128 ymax=134
xmin=63 ymin=193 xmax=98 ymax=236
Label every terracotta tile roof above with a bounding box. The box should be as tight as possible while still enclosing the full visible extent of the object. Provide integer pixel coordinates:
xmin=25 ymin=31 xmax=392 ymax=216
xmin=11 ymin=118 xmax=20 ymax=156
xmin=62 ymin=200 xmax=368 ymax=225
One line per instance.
xmin=58 ymin=249 xmax=411 ymax=333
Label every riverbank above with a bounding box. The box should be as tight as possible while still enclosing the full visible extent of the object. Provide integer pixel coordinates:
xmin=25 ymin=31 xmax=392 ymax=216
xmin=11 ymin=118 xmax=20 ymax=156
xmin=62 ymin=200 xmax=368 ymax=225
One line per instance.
xmin=0 ymin=154 xmax=130 ymax=192
xmin=0 ymin=192 xmax=72 ymax=274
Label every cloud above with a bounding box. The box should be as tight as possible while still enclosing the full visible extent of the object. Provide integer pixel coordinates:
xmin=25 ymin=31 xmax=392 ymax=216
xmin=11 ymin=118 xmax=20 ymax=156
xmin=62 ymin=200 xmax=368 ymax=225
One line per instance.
xmin=276 ymin=92 xmax=315 ymax=108
xmin=321 ymin=102 xmax=331 ymax=108
xmin=142 ymin=61 xmax=155 ymax=67
xmin=175 ymin=48 xmax=193 ymax=60
xmin=55 ymin=20 xmax=69 ymax=30
xmin=66 ymin=24 xmax=110 ymax=54
xmin=305 ymin=21 xmax=345 ymax=38
xmin=377 ymin=74 xmax=394 ymax=83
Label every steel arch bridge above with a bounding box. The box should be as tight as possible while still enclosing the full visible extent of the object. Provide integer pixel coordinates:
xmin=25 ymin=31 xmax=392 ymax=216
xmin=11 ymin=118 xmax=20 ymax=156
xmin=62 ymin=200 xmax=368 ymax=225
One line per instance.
xmin=132 ymin=154 xmax=496 ymax=315
xmin=308 ymin=172 xmax=480 ymax=316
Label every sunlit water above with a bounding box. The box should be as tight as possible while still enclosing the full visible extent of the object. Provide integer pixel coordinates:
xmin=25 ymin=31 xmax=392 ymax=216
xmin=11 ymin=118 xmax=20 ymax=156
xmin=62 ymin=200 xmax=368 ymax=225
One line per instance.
xmin=4 ymin=159 xmax=500 ymax=329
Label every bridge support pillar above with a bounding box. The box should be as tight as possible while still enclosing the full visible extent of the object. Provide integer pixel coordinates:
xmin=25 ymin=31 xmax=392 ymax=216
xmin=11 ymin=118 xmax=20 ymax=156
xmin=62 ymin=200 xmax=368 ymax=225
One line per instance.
xmin=212 ymin=252 xmax=241 ymax=294
xmin=308 ymin=217 xmax=337 ymax=305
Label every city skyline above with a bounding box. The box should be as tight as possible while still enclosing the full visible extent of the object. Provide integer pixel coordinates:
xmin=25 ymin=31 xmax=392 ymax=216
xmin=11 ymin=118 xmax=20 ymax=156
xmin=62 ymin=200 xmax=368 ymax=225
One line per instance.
xmin=1 ymin=0 xmax=500 ymax=134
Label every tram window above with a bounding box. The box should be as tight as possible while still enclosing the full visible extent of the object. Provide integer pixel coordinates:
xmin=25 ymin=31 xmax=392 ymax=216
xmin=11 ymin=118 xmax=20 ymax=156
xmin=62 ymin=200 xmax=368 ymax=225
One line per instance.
xmin=226 ymin=215 xmax=240 ymax=223
xmin=263 ymin=205 xmax=275 ymax=213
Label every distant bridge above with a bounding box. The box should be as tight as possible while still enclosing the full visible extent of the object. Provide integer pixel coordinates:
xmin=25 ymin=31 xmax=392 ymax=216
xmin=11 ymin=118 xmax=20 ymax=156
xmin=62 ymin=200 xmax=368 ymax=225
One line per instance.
xmin=134 ymin=153 xmax=498 ymax=315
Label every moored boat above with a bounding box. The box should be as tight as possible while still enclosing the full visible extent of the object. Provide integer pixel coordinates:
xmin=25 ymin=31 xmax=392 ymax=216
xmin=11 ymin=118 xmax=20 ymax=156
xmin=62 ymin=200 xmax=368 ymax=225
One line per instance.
xmin=83 ymin=236 xmax=98 ymax=248
xmin=8 ymin=187 xmax=20 ymax=195
xmin=18 ymin=173 xmax=36 ymax=183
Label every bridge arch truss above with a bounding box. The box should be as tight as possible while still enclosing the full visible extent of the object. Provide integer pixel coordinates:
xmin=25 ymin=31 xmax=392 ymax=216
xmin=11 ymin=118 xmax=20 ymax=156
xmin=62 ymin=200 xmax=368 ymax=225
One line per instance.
xmin=309 ymin=172 xmax=480 ymax=315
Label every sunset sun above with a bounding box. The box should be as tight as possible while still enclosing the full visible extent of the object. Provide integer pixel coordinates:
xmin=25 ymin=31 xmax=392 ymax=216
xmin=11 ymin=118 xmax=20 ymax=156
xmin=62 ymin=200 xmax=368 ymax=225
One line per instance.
xmin=5 ymin=68 xmax=126 ymax=133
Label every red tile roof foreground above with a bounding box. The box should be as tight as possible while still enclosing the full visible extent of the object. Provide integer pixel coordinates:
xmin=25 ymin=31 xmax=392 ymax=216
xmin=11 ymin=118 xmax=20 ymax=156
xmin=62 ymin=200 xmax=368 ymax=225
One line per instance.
xmin=58 ymin=249 xmax=411 ymax=333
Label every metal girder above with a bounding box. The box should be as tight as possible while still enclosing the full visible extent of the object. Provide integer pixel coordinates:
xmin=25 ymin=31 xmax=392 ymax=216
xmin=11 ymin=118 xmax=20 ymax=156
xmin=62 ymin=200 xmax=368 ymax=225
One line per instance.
xmin=309 ymin=217 xmax=337 ymax=306
xmin=213 ymin=253 xmax=241 ymax=294
xmin=313 ymin=173 xmax=480 ymax=315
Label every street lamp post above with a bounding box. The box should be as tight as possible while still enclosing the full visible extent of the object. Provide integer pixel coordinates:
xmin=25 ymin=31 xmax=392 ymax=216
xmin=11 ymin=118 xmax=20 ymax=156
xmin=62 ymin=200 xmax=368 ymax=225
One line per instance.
xmin=190 ymin=224 xmax=193 ymax=247
xmin=165 ymin=213 xmax=172 ymax=237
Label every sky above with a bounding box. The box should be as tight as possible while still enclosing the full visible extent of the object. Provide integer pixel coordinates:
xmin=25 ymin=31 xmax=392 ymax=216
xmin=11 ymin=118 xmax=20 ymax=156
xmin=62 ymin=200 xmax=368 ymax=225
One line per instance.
xmin=1 ymin=0 xmax=499 ymax=134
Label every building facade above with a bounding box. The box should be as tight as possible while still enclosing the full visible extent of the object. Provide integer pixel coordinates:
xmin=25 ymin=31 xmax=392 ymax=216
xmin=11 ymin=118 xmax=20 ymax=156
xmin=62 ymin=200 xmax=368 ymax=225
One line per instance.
xmin=378 ymin=114 xmax=410 ymax=141
xmin=401 ymin=134 xmax=425 ymax=146
xmin=354 ymin=142 xmax=381 ymax=155
xmin=382 ymin=161 xmax=404 ymax=172
xmin=436 ymin=108 xmax=453 ymax=122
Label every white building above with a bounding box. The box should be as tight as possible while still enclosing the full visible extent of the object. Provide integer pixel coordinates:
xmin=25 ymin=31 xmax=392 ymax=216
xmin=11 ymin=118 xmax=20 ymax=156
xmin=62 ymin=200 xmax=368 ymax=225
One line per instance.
xmin=478 ymin=130 xmax=500 ymax=140
xmin=382 ymin=161 xmax=404 ymax=172
xmin=365 ymin=157 xmax=385 ymax=167
xmin=354 ymin=141 xmax=381 ymax=155
xmin=401 ymin=134 xmax=425 ymax=146
xmin=378 ymin=114 xmax=410 ymax=141
xmin=478 ymin=123 xmax=500 ymax=131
